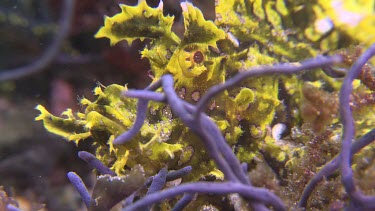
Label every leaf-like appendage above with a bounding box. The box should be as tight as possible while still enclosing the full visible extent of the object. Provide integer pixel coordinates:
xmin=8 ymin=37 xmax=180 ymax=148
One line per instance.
xmin=234 ymin=88 xmax=255 ymax=111
xmin=180 ymin=2 xmax=225 ymax=48
xmin=95 ymin=0 xmax=180 ymax=45
xmin=35 ymin=105 xmax=90 ymax=144
xmin=141 ymin=39 xmax=177 ymax=79
xmin=84 ymin=84 xmax=136 ymax=129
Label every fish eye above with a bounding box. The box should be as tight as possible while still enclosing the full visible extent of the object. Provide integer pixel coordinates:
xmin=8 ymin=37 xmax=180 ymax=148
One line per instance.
xmin=193 ymin=51 xmax=204 ymax=64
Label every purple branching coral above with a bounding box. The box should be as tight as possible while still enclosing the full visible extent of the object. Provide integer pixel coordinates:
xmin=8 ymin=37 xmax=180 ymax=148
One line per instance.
xmin=298 ymin=43 xmax=375 ymax=210
xmin=65 ymin=52 xmax=374 ymax=210
xmin=31 ymin=0 xmax=375 ymax=210
xmin=3 ymin=0 xmax=375 ymax=209
xmin=68 ymin=46 xmax=375 ymax=210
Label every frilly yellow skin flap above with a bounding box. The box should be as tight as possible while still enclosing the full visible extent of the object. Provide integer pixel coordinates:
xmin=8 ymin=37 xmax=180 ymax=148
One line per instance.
xmin=95 ymin=0 xmax=180 ymax=45
xmin=35 ymin=105 xmax=90 ymax=144
xmin=180 ymin=2 xmax=225 ymax=48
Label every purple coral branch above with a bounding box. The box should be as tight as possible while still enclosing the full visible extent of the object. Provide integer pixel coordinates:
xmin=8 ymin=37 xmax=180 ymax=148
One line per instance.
xmin=201 ymin=113 xmax=250 ymax=184
xmin=147 ymin=165 xmax=193 ymax=184
xmin=113 ymin=99 xmax=149 ymax=145
xmin=78 ymin=151 xmax=116 ymax=176
xmin=123 ymin=80 xmax=251 ymax=184
xmin=123 ymin=192 xmax=137 ymax=207
xmin=298 ymin=44 xmax=375 ymax=208
xmin=111 ymin=54 xmax=375 ymax=210
xmin=113 ymin=80 xmax=163 ymax=145
xmin=122 ymin=88 xmax=248 ymax=183
xmin=183 ymin=96 xmax=269 ymax=211
xmin=67 ymin=171 xmax=91 ymax=208
xmin=241 ymin=162 xmax=248 ymax=173
xmin=147 ymin=167 xmax=168 ymax=195
xmin=161 ymin=75 xmax=240 ymax=182
xmin=164 ymin=166 xmax=193 ymax=181
xmin=194 ymin=55 xmax=343 ymax=121
xmin=339 ymin=43 xmax=375 ymax=208
xmin=122 ymin=75 xmax=277 ymax=209
xmin=124 ymin=87 xmax=250 ymax=184
xmin=6 ymin=204 xmax=23 ymax=211
xmin=146 ymin=167 xmax=168 ymax=210
xmin=145 ymin=166 xmax=193 ymax=186
xmin=171 ymin=193 xmax=195 ymax=211
xmin=124 ymin=166 xmax=193 ymax=207
xmin=161 ymin=75 xmax=194 ymax=126
xmin=162 ymin=76 xmax=254 ymax=184
xmin=123 ymin=96 xmax=270 ymax=210
xmin=298 ymin=128 xmax=375 ymax=208
xmin=123 ymin=181 xmax=286 ymax=211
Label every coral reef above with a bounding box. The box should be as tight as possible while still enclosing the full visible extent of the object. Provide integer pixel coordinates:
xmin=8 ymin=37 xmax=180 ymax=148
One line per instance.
xmin=34 ymin=0 xmax=375 ymax=210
